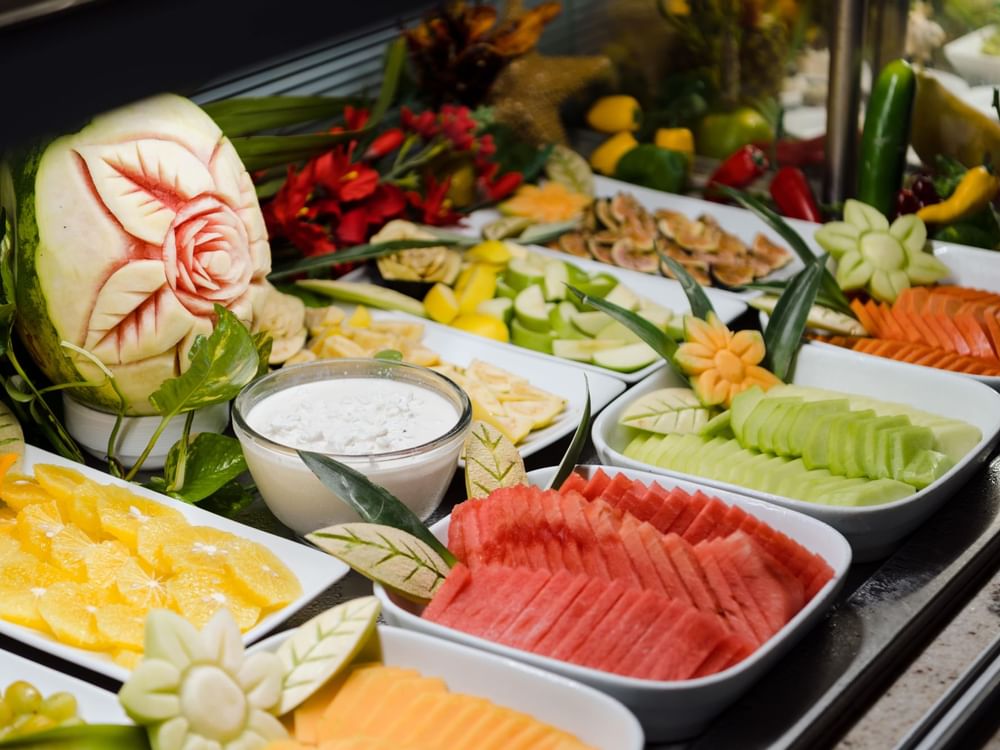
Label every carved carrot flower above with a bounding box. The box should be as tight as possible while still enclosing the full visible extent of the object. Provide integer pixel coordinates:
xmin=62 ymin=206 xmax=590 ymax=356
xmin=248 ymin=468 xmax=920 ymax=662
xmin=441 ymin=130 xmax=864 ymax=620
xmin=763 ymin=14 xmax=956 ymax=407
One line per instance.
xmin=674 ymin=313 xmax=781 ymax=408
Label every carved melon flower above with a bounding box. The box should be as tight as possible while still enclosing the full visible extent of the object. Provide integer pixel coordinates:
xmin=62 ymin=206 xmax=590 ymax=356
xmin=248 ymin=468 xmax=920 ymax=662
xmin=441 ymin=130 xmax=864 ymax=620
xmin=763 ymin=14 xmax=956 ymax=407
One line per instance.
xmin=29 ymin=94 xmax=271 ymax=413
xmin=119 ymin=609 xmax=287 ymax=750
xmin=675 ymin=313 xmax=781 ymax=408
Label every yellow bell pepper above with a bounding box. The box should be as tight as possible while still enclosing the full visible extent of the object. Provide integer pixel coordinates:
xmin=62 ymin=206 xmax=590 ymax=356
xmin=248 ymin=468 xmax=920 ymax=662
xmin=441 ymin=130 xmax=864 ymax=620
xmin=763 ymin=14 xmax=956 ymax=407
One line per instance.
xmin=586 ymin=96 xmax=641 ymax=133
xmin=589 ymin=132 xmax=639 ymax=176
xmin=654 ymin=128 xmax=695 ymax=163
xmin=916 ymin=166 xmax=1000 ymax=224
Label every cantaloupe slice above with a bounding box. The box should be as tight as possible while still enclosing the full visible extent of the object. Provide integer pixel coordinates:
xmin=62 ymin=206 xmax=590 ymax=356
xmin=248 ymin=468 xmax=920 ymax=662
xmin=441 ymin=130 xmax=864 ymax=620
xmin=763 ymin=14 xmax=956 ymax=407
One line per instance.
xmin=294 ymin=673 xmax=351 ymax=744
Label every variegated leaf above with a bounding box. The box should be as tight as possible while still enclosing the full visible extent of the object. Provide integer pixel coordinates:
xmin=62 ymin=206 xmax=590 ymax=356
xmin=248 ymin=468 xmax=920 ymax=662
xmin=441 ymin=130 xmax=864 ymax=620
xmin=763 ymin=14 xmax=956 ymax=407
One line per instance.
xmin=77 ymin=139 xmax=214 ymax=244
xmin=307 ymin=523 xmax=451 ymax=604
xmin=463 ymin=420 xmax=527 ymax=498
xmin=619 ymin=387 xmax=714 ymax=434
xmin=84 ymin=260 xmax=196 ymax=366
xmin=275 ymin=596 xmax=380 ymax=713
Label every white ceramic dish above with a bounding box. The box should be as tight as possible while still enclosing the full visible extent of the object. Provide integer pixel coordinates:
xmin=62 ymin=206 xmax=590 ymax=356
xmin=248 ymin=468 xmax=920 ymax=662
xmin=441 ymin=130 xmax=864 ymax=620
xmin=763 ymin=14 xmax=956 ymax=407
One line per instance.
xmin=0 ymin=647 xmax=128 ymax=723
xmin=341 ymin=251 xmax=747 ymax=384
xmin=372 ymin=464 xmax=851 ymax=742
xmin=592 ymin=345 xmax=1000 ymax=561
xmin=303 ymin=303 xmax=626 ymax=458
xmin=1 ymin=444 xmax=347 ymax=682
xmin=252 ymin=623 xmax=644 ymax=750
xmin=945 ymin=25 xmax=1000 ymax=85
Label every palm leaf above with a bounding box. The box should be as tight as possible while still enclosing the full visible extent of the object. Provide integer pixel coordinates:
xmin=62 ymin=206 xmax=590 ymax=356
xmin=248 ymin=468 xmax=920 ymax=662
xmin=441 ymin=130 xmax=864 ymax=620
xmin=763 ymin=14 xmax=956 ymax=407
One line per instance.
xmin=660 ymin=255 xmax=716 ymax=320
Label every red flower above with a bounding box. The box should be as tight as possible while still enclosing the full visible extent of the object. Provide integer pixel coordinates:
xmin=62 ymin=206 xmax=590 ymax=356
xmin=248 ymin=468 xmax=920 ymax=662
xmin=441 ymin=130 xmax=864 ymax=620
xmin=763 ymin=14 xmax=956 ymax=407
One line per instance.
xmin=476 ymin=133 xmax=496 ymax=159
xmin=439 ymin=104 xmax=476 ymax=150
xmin=480 ymin=170 xmax=523 ymax=202
xmin=343 ymin=105 xmax=370 ymax=131
xmin=336 ymin=207 xmax=371 ymax=245
xmin=313 ymin=146 xmax=380 ymax=203
xmin=401 ymin=106 xmax=438 ymax=139
xmin=364 ymin=128 xmax=405 ymax=160
xmin=409 ymin=174 xmax=463 ymax=225
xmin=366 ymin=183 xmax=408 ymax=220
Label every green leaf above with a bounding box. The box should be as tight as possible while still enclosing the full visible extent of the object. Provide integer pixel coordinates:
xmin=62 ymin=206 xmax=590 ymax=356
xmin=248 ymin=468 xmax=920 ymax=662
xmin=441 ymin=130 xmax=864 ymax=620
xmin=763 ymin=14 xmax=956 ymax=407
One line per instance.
xmin=547 ymin=380 xmax=590 ymax=491
xmin=764 ymin=257 xmax=826 ymax=380
xmin=0 ymin=725 xmax=151 ymax=749
xmin=566 ymin=286 xmax=689 ymax=383
xmin=463 ymin=421 xmax=527 ymax=498
xmin=273 ymin=283 xmax=333 ymax=308
xmin=203 ymin=95 xmax=368 ymax=137
xmin=273 ymin=596 xmax=381 ymax=714
xmin=298 ymin=450 xmax=456 ymax=566
xmin=544 ymin=144 xmax=594 ymax=196
xmin=718 ymin=186 xmax=854 ymax=317
xmin=252 ymin=331 xmax=272 ymax=378
xmin=149 ymin=306 xmax=259 ymax=416
xmin=308 ymin=523 xmax=451 ymax=605
xmin=368 ymin=38 xmax=407 ymax=127
xmin=374 ymin=349 xmax=403 ymax=361
xmin=195 ymin=479 xmax=256 ymax=518
xmin=160 ymin=433 xmax=248 ymax=504
xmin=267 ymin=239 xmax=461 ymax=282
xmin=659 ymin=255 xmax=716 ymax=320
xmin=517 ymin=220 xmax=580 ymax=246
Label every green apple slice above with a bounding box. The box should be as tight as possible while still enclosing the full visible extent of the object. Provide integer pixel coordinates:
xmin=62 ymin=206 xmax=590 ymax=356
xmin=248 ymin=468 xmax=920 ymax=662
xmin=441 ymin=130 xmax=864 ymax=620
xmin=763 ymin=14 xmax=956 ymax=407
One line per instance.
xmin=476 ymin=297 xmax=513 ymax=324
xmin=603 ymin=283 xmax=640 ymax=311
xmin=504 ymin=257 xmax=545 ymax=291
xmin=572 ymin=310 xmax=614 ymax=336
xmin=513 ymin=284 xmax=551 ymax=332
xmin=552 ymin=338 xmax=621 ymax=361
xmin=510 ymin=318 xmax=554 ymax=353
xmin=592 ymin=341 xmax=659 ymax=371
xmin=543 ymin=261 xmax=569 ymax=301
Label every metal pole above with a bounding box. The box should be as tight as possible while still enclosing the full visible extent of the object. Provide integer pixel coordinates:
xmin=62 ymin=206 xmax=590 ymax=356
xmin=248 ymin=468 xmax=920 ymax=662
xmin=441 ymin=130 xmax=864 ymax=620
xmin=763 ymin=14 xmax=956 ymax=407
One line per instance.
xmin=871 ymin=0 xmax=910 ymax=77
xmin=824 ymin=0 xmax=868 ymax=204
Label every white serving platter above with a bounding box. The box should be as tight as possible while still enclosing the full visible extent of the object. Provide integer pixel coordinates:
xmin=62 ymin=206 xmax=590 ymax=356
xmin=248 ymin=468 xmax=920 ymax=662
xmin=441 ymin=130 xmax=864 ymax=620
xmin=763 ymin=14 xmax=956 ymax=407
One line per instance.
xmin=252 ymin=623 xmax=644 ymax=750
xmin=315 ymin=305 xmax=626 ymax=457
xmin=372 ymin=464 xmax=851 ymax=742
xmin=0 ymin=647 xmax=128 ymax=723
xmin=944 ymin=25 xmax=1000 ymax=85
xmin=340 ymin=254 xmax=747 ymax=384
xmin=1 ymin=445 xmax=348 ymax=682
xmin=592 ymin=344 xmax=1000 ymax=561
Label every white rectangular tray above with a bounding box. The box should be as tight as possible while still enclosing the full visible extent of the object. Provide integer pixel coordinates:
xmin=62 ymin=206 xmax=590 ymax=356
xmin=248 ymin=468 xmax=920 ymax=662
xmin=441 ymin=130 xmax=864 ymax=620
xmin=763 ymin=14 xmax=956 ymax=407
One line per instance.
xmin=1 ymin=445 xmax=347 ymax=682
xmin=592 ymin=344 xmax=1000 ymax=561
xmin=373 ymin=464 xmax=851 ymax=742
xmin=0 ymin=646 xmax=128 ymax=723
xmin=252 ymin=623 xmax=644 ymax=750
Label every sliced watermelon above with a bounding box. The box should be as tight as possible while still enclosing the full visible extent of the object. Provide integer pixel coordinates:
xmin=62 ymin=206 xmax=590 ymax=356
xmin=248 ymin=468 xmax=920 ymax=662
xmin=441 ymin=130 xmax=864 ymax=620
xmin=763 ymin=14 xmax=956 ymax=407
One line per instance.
xmin=663 ymin=611 xmax=738 ymax=680
xmin=568 ymin=589 xmax=647 ymax=665
xmin=559 ymin=491 xmax=611 ymax=579
xmin=645 ymin=485 xmax=688 ymax=533
xmin=682 ymin=497 xmax=730 ymax=544
xmin=665 ymin=489 xmax=710 ymax=536
xmin=559 ymin=471 xmax=588 ymax=495
xmin=548 ymin=578 xmax=628 ymax=662
xmin=618 ymin=514 xmax=670 ymax=593
xmin=534 ymin=577 xmax=608 ymax=655
xmin=475 ymin=568 xmax=551 ymax=640
xmin=691 ymin=633 xmax=754 ymax=678
xmin=590 ymin=590 xmax=664 ymax=672
xmin=579 ymin=468 xmax=613 ymax=500
xmin=539 ymin=491 xmax=585 ymax=575
xmin=501 ymin=570 xmax=589 ymax=650
xmin=599 ymin=472 xmax=635 ymax=506
xmin=701 ymin=540 xmax=774 ymax=642
xmin=616 ymin=599 xmax=689 ymax=676
xmin=662 ymin=534 xmax=721 ymax=614
xmin=422 ymin=563 xmax=473 ymax=622
xmin=637 ymin=522 xmax=694 ymax=604
xmin=693 ymin=545 xmax=760 ymax=646
xmin=582 ymin=500 xmax=641 ymax=585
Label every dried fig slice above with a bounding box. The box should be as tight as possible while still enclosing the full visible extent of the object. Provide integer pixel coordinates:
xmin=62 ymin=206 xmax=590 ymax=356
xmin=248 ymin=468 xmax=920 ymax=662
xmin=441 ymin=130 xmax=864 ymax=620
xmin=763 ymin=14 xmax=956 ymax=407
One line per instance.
xmin=591 ymin=229 xmax=621 ymax=245
xmin=660 ymin=256 xmax=711 ymax=285
xmin=717 ymin=232 xmax=750 ymax=257
xmin=587 ymin=237 xmax=615 ymax=264
xmin=710 ymin=261 xmax=755 ymax=288
xmin=610 ymin=240 xmax=659 ymax=273
xmin=594 ymin=198 xmax=619 ymax=229
xmin=751 ymin=233 xmax=793 ymax=270
xmin=657 ymin=212 xmax=691 ymax=241
xmin=558 ymin=232 xmax=590 ymax=257
xmin=675 ymin=221 xmax=722 ymax=253
xmin=610 ymin=192 xmax=644 ymax=224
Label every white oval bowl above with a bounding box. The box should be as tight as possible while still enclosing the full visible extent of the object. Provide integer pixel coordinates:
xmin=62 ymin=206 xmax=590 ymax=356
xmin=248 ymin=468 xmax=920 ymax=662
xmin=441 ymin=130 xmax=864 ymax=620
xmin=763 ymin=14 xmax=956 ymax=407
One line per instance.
xmin=251 ymin=623 xmax=644 ymax=750
xmin=373 ymin=464 xmax=851 ymax=742
xmin=592 ymin=344 xmax=1000 ymax=561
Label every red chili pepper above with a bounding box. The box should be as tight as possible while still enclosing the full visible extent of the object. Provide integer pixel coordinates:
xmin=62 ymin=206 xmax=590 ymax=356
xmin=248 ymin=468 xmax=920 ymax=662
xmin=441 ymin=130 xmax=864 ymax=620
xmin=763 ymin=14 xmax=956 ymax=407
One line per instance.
xmin=706 ymin=145 xmax=770 ymax=199
xmin=364 ymin=128 xmax=405 ymax=160
xmin=770 ymin=166 xmax=822 ymax=223
xmin=762 ymin=135 xmax=826 ymax=167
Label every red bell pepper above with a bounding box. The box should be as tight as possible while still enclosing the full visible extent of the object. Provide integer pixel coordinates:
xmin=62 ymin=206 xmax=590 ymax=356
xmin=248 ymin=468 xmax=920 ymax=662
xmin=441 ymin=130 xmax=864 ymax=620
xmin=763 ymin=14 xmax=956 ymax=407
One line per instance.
xmin=705 ymin=145 xmax=770 ymax=200
xmin=770 ymin=166 xmax=822 ymax=222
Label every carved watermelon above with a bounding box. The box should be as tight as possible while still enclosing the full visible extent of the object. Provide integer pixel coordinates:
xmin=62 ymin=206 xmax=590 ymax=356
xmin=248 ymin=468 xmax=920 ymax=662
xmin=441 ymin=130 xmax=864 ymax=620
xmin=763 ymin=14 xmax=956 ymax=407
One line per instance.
xmin=2 ymin=94 xmax=270 ymax=414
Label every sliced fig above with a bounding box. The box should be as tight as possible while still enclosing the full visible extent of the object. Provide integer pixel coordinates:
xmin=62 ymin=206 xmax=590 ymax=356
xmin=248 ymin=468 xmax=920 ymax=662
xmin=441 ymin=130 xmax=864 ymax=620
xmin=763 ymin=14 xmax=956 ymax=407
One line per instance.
xmin=750 ymin=233 xmax=793 ymax=270
xmin=591 ymin=229 xmax=621 ymax=245
xmin=587 ymin=237 xmax=615 ymax=264
xmin=656 ymin=212 xmax=691 ymax=241
xmin=662 ymin=241 xmax=693 ymax=262
xmin=611 ymin=239 xmax=659 ymax=273
xmin=710 ymin=260 xmax=755 ymax=288
xmin=594 ymin=198 xmax=619 ymax=230
xmin=660 ymin=256 xmax=711 ymax=286
xmin=717 ymin=232 xmax=749 ymax=257
xmin=674 ymin=220 xmax=722 ymax=253
xmin=696 ymin=213 xmax=721 ymax=229
xmin=582 ymin=206 xmax=599 ymax=232
xmin=558 ymin=232 xmax=590 ymax=258
xmin=610 ymin=192 xmax=643 ymax=224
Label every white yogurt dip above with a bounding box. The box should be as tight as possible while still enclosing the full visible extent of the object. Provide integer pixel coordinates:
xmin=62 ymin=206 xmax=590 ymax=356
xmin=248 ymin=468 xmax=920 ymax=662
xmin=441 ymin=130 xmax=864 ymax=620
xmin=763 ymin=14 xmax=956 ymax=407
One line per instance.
xmin=246 ymin=378 xmax=460 ymax=455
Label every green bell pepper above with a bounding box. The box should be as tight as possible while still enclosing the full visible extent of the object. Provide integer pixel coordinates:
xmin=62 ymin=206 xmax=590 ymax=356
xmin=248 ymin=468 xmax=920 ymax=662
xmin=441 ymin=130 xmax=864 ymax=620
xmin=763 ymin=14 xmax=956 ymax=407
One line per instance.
xmin=695 ymin=107 xmax=774 ymax=160
xmin=613 ymin=144 xmax=687 ymax=193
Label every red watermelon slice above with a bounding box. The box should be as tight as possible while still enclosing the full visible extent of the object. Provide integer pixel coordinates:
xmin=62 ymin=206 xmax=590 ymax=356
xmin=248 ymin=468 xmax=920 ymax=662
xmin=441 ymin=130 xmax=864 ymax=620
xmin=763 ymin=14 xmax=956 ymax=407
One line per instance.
xmin=501 ymin=570 xmax=589 ymax=650
xmin=662 ymin=534 xmax=721 ymax=614
xmin=616 ymin=599 xmax=689 ymax=676
xmin=618 ymin=514 xmax=670 ymax=594
xmin=682 ymin=498 xmax=731 ymax=544
xmin=422 ymin=563 xmax=472 ymax=622
xmin=693 ymin=545 xmax=760 ymax=646
xmin=582 ymin=501 xmax=641 ymax=585
xmin=547 ymin=578 xmax=628 ymax=662
xmin=691 ymin=634 xmax=754 ymax=678
xmin=534 ymin=577 xmax=608 ymax=655
xmin=636 ymin=522 xmax=694 ymax=605
xmin=559 ymin=471 xmax=588 ymax=495
xmin=579 ymin=468 xmax=612 ymax=500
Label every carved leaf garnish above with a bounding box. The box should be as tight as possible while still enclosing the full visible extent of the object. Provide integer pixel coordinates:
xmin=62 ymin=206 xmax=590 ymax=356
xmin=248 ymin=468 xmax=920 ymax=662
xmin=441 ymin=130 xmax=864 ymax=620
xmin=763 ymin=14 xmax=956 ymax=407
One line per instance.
xmin=77 ymin=139 xmax=213 ymax=244
xmin=85 ymin=260 xmax=196 ymax=365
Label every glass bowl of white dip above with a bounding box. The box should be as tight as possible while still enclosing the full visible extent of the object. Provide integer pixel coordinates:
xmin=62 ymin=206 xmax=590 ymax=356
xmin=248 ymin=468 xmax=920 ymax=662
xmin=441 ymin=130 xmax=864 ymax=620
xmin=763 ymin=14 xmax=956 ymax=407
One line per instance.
xmin=233 ymin=358 xmax=472 ymax=536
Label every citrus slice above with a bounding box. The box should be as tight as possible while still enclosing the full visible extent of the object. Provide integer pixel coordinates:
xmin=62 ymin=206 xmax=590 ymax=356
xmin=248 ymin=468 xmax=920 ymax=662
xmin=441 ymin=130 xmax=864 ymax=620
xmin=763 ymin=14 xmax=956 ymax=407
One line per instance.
xmin=0 ymin=559 xmax=67 ymax=632
xmin=159 ymin=526 xmax=246 ymax=574
xmin=65 ymin=480 xmax=107 ymax=539
xmin=16 ymin=500 xmax=65 ymax=558
xmin=456 ymin=265 xmax=498 ymax=314
xmin=84 ymin=540 xmax=134 ymax=588
xmin=166 ymin=569 xmax=260 ymax=631
xmin=33 ymin=464 xmax=89 ymax=510
xmin=423 ymin=283 xmax=459 ymax=324
xmin=37 ymin=581 xmax=112 ymax=650
xmin=225 ymin=544 xmax=302 ymax=611
xmin=116 ymin=557 xmax=174 ymax=610
xmin=0 ymin=510 xmax=18 ymax=539
xmin=450 ymin=313 xmax=510 ymax=343
xmin=97 ymin=486 xmax=185 ymax=550
xmin=0 ymin=534 xmax=24 ymax=563
xmin=96 ymin=603 xmax=148 ymax=651
xmin=49 ymin=523 xmax=99 ymax=580
xmin=135 ymin=515 xmax=189 ymax=570
xmin=0 ymin=475 xmax=52 ymax=512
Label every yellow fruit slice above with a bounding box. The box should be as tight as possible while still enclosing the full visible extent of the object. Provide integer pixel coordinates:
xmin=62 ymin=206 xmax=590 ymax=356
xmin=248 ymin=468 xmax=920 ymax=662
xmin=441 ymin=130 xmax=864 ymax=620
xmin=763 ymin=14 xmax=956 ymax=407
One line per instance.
xmin=112 ymin=648 xmax=144 ymax=670
xmin=225 ymin=544 xmax=302 ymax=611
xmin=456 ymin=265 xmax=498 ymax=314
xmin=96 ymin=486 xmax=185 ymax=550
xmin=348 ymin=305 xmax=372 ymax=328
xmin=0 ymin=475 xmax=53 ymax=512
xmin=84 ymin=540 xmax=134 ymax=588
xmin=166 ymin=569 xmax=260 ymax=631
xmin=65 ymin=481 xmax=107 ymax=539
xmin=0 ymin=507 xmax=17 ymax=537
xmin=423 ymin=283 xmax=460 ymax=325
xmin=49 ymin=524 xmax=99 ymax=580
xmin=503 ymin=398 xmax=566 ymax=430
xmin=465 ymin=240 xmax=513 ymax=265
xmin=485 ymin=412 xmax=535 ymax=445
xmin=33 ymin=464 xmax=89 ymax=510
xmin=37 ymin=582 xmax=112 ymax=650
xmin=135 ymin=515 xmax=189 ymax=571
xmin=0 ymin=534 xmax=24 ymax=563
xmin=16 ymin=501 xmax=65 ymax=558
xmin=96 ymin=604 xmax=148 ymax=651
xmin=450 ymin=314 xmax=510 ymax=343
xmin=0 ymin=555 xmax=66 ymax=630
xmin=115 ymin=557 xmax=174 ymax=610
xmin=158 ymin=526 xmax=247 ymax=574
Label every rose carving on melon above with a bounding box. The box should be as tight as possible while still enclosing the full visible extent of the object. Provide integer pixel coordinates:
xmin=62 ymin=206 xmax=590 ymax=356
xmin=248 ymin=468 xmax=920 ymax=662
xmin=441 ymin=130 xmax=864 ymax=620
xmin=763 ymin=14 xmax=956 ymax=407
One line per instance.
xmin=4 ymin=94 xmax=271 ymax=414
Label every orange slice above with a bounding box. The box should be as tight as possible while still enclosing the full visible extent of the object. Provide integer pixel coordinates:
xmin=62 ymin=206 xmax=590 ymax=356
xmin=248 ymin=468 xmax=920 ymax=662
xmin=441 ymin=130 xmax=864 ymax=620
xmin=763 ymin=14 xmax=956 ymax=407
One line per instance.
xmin=96 ymin=603 xmax=148 ymax=651
xmin=65 ymin=481 xmax=107 ymax=540
xmin=0 ymin=506 xmax=17 ymax=537
xmin=37 ymin=581 xmax=113 ymax=650
xmin=111 ymin=648 xmax=143 ymax=670
xmin=83 ymin=540 xmax=133 ymax=588
xmin=0 ymin=475 xmax=53 ymax=512
xmin=166 ymin=568 xmax=260 ymax=631
xmin=33 ymin=464 xmax=89 ymax=513
xmin=226 ymin=543 xmax=302 ymax=611
xmin=158 ymin=526 xmax=247 ymax=574
xmin=0 ymin=559 xmax=67 ymax=631
xmin=49 ymin=524 xmax=99 ymax=581
xmin=115 ymin=558 xmax=173 ymax=610
xmin=16 ymin=500 xmax=65 ymax=558
xmin=96 ymin=486 xmax=185 ymax=550
xmin=135 ymin=515 xmax=189 ymax=571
